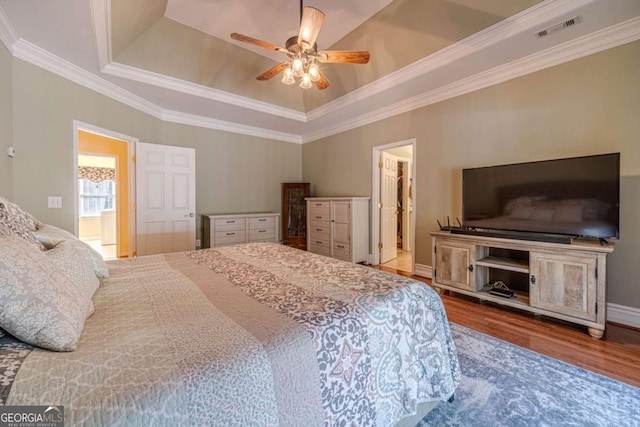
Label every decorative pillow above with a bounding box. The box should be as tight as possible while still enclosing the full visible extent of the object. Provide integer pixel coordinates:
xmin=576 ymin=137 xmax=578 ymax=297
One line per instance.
xmin=503 ymin=196 xmax=545 ymax=215
xmin=33 ymin=224 xmax=79 ymax=249
xmin=34 ymin=224 xmax=109 ymax=278
xmin=0 ymin=209 xmax=46 ymax=251
xmin=0 ymin=235 xmax=94 ymax=351
xmin=530 ymin=207 xmax=554 ymax=222
xmin=510 ymin=206 xmax=531 ymax=220
xmin=45 ymin=241 xmax=101 ymax=299
xmin=552 ymin=204 xmax=584 ymax=223
xmin=0 ymin=196 xmax=41 ymax=231
xmin=61 ymin=239 xmax=110 ymax=278
xmin=559 ymin=199 xmax=610 ymax=220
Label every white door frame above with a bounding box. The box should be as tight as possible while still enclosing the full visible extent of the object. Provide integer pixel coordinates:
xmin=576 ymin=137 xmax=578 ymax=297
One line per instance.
xmin=73 ymin=120 xmax=138 ymax=258
xmin=396 ymin=156 xmax=412 ymax=252
xmin=371 ymin=139 xmax=417 ymax=270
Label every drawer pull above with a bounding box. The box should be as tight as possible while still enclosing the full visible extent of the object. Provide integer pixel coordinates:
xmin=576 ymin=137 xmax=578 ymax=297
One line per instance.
xmin=226 ymin=220 xmax=235 ymax=224
xmin=316 ymin=241 xmax=322 ymax=244
xmin=258 ymin=219 xmax=266 ymax=222
xmin=226 ymin=232 xmax=235 ymax=236
xmin=258 ymin=230 xmax=266 ymax=233
xmin=315 ymin=216 xmax=322 ymax=219
xmin=337 ymin=245 xmax=345 ymax=249
xmin=315 ymin=228 xmax=322 ymax=232
xmin=315 ymin=203 xmax=322 ymax=206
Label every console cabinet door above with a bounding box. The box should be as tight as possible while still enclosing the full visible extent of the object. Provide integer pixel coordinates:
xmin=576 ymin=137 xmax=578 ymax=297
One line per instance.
xmin=529 ymin=252 xmax=597 ymax=321
xmin=435 ymin=241 xmax=476 ymax=291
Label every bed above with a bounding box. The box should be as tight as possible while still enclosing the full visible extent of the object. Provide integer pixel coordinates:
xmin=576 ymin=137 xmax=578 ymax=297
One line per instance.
xmin=0 ymin=200 xmax=460 ymax=426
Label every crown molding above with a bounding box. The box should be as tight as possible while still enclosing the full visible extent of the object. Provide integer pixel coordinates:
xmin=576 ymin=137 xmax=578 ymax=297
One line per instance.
xmin=301 ymin=16 xmax=640 ymax=143
xmin=162 ymin=110 xmax=302 ymax=144
xmin=90 ymin=0 xmax=112 ymax=70
xmin=305 ymin=0 xmax=597 ymax=122
xmin=103 ymin=62 xmax=307 ymax=122
xmin=0 ymin=5 xmax=18 ymax=53
xmin=9 ymin=38 xmax=303 ymax=143
xmin=11 ymin=38 xmax=164 ymax=119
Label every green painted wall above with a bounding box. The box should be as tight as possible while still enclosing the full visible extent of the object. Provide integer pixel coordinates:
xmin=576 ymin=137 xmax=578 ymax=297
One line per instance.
xmin=0 ymin=43 xmax=12 ymax=198
xmin=10 ymin=58 xmax=301 ymax=241
xmin=302 ymin=41 xmax=640 ymax=309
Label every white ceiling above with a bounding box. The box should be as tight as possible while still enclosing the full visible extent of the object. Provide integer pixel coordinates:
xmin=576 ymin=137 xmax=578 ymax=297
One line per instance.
xmin=0 ymin=0 xmax=639 ymax=144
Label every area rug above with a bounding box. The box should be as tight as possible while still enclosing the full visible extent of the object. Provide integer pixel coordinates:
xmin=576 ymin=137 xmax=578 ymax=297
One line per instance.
xmin=418 ymin=323 xmax=640 ymax=427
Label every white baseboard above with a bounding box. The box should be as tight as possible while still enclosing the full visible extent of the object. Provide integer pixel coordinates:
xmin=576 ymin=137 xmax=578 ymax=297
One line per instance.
xmin=414 ymin=263 xmax=432 ymax=279
xmin=607 ymin=303 xmax=640 ymax=329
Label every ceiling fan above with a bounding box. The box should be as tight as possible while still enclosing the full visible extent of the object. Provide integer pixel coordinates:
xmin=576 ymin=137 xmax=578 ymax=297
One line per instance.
xmin=230 ymin=3 xmax=370 ymax=90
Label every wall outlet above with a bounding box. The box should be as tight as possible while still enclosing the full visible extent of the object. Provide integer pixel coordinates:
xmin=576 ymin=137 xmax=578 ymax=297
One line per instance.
xmin=195 ymin=239 xmax=201 ymax=248
xmin=48 ymin=196 xmax=62 ymax=208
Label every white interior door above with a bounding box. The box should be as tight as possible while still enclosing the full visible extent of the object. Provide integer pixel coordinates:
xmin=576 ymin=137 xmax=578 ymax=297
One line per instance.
xmin=136 ymin=142 xmax=196 ymax=256
xmin=380 ymin=152 xmax=398 ymax=264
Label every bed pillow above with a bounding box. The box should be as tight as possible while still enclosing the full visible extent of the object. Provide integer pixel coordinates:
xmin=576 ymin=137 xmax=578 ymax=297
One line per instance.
xmin=530 ymin=207 xmax=554 ymax=222
xmin=0 ymin=235 xmax=94 ymax=351
xmin=0 ymin=209 xmax=46 ymax=251
xmin=63 ymin=239 xmax=110 ymax=278
xmin=552 ymin=204 xmax=583 ymax=223
xmin=510 ymin=206 xmax=532 ymax=220
xmin=45 ymin=240 xmax=101 ymax=299
xmin=33 ymin=224 xmax=79 ymax=249
xmin=34 ymin=224 xmax=109 ymax=278
xmin=0 ymin=196 xmax=41 ymax=231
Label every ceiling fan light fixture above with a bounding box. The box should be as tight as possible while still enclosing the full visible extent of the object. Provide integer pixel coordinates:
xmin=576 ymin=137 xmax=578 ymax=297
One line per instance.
xmin=308 ymin=62 xmax=320 ymax=82
xmin=282 ymin=65 xmax=295 ymax=85
xmin=292 ymin=57 xmax=304 ymax=77
xmin=299 ymin=72 xmax=313 ymax=89
xmin=230 ymin=3 xmax=368 ymax=91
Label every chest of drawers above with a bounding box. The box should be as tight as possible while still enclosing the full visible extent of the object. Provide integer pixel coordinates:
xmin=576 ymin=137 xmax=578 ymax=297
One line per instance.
xmin=202 ymin=213 xmax=280 ymax=248
xmin=306 ymin=197 xmax=369 ymax=263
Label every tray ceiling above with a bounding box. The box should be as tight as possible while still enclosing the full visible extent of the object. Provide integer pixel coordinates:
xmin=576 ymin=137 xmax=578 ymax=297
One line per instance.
xmin=0 ymin=0 xmax=639 ymax=143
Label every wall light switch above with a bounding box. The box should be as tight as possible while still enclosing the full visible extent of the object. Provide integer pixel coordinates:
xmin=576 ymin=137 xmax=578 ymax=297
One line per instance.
xmin=48 ymin=196 xmax=62 ymax=208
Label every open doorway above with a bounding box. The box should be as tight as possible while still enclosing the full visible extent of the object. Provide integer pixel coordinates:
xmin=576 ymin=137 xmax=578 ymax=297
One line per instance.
xmin=74 ymin=122 xmax=137 ymax=260
xmin=372 ymin=140 xmax=416 ymax=273
xmin=78 ymin=154 xmax=118 ymax=259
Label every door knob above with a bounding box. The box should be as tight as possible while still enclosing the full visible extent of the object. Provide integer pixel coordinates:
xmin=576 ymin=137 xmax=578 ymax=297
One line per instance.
xmin=185 ymin=212 xmax=195 ymax=218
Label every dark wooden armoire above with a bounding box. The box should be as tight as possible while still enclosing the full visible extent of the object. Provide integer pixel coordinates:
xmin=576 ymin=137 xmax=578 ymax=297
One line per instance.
xmin=282 ymin=183 xmax=310 ymax=250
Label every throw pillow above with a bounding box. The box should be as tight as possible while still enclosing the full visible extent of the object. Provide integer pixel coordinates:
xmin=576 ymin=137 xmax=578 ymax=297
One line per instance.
xmin=0 ymin=235 xmax=94 ymax=351
xmin=45 ymin=241 xmax=102 ymax=300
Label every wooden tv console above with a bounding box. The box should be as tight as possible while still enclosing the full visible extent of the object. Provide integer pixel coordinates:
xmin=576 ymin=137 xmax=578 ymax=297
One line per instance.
xmin=430 ymin=231 xmax=614 ymax=338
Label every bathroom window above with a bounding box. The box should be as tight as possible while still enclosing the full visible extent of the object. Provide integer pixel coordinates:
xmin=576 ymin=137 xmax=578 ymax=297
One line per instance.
xmin=79 ymin=179 xmax=116 ymax=217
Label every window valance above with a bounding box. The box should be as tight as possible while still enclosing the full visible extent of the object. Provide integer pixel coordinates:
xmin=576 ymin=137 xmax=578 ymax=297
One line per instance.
xmin=78 ymin=166 xmax=115 ymax=183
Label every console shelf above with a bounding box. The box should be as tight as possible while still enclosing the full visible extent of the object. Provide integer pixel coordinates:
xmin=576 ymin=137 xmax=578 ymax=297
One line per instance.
xmin=476 ymin=256 xmax=529 ymax=274
xmin=431 ymin=231 xmax=614 ymax=338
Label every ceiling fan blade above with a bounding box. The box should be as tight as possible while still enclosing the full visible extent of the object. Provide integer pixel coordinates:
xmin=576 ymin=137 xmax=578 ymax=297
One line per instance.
xmin=298 ymin=7 xmax=325 ymax=49
xmin=230 ymin=33 xmax=288 ymax=53
xmin=314 ymin=70 xmax=331 ymax=90
xmin=318 ymin=50 xmax=371 ymax=64
xmin=256 ymin=63 xmax=288 ymax=81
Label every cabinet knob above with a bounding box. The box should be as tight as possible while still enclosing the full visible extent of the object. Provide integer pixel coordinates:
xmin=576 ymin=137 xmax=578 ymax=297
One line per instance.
xmin=468 ymin=265 xmax=474 ymax=272
xmin=530 ymin=275 xmax=536 ymax=284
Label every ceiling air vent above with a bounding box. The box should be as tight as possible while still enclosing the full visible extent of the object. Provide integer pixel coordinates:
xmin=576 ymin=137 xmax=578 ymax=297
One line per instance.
xmin=535 ymin=16 xmax=582 ymax=38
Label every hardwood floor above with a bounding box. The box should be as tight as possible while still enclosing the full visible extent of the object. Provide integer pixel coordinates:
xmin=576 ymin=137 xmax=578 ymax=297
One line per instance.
xmin=374 ymin=265 xmax=640 ymax=388
xmin=381 ymin=249 xmax=412 ymax=272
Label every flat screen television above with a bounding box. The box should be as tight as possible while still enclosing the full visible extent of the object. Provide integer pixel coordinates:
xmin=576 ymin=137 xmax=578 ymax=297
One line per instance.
xmin=462 ymin=153 xmax=620 ymax=240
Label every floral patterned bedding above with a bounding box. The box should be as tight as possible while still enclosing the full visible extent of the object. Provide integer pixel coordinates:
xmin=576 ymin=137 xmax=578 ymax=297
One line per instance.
xmin=1 ymin=243 xmax=460 ymax=426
